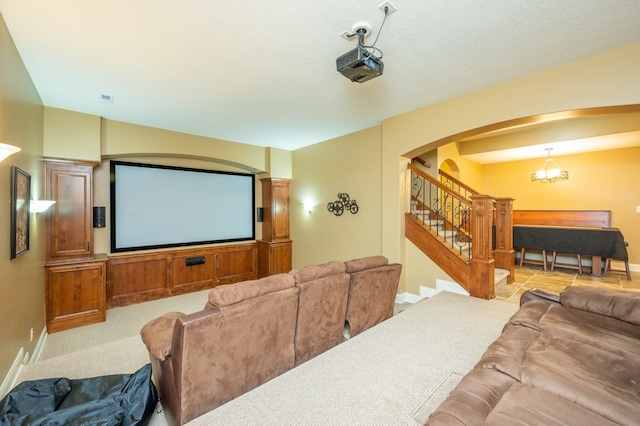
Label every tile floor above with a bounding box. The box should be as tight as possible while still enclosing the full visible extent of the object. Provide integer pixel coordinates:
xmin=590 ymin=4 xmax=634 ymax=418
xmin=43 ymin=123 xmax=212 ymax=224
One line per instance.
xmin=495 ymin=264 xmax=639 ymax=304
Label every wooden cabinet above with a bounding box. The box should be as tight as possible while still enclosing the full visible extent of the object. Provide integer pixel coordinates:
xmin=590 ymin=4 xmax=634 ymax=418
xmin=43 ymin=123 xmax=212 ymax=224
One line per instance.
xmin=259 ymin=178 xmax=291 ymax=277
xmin=257 ymin=240 xmax=292 ymax=278
xmin=45 ymin=255 xmax=107 ymax=333
xmin=108 ymin=243 xmax=258 ymax=307
xmin=261 ymin=178 xmax=290 ymax=241
xmin=45 ymin=161 xmax=94 ymax=261
xmin=44 ymin=160 xmax=101 ymax=332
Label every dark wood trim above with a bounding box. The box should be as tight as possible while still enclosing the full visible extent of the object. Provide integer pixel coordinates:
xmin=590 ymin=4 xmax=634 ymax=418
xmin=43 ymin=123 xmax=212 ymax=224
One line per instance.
xmin=513 ymin=210 xmax=611 ymax=228
xmin=412 ymin=157 xmax=431 ymax=168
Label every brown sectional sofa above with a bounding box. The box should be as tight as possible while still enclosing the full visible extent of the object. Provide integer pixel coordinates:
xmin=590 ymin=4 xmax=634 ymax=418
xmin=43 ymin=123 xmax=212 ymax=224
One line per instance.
xmin=426 ymin=286 xmax=640 ymax=425
xmin=141 ymin=256 xmax=401 ymax=425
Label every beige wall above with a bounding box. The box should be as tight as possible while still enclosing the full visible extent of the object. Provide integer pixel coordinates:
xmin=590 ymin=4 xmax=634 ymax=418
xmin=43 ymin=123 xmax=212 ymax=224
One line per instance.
xmin=0 ymin=14 xmax=45 ymax=390
xmin=290 ymin=126 xmax=383 ymax=268
xmin=483 ymin=146 xmax=640 ymax=266
xmin=44 ymin=108 xmax=101 ymax=161
xmin=101 ymin=119 xmax=268 ymax=174
xmin=383 ymin=42 xmax=640 ymax=295
xmin=437 ymin=143 xmax=484 ymax=191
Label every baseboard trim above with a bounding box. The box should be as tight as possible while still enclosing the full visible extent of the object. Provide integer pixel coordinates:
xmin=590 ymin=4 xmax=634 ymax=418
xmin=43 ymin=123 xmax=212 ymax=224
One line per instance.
xmin=436 ymin=279 xmax=470 ymax=296
xmin=396 ymin=279 xmax=472 ymax=304
xmin=31 ymin=327 xmax=48 ymax=364
xmin=0 ymin=348 xmax=24 ymax=400
xmin=396 ymin=286 xmax=437 ymax=304
xmin=615 ymin=261 xmax=639 ymax=272
xmin=0 ymin=327 xmax=47 ymax=399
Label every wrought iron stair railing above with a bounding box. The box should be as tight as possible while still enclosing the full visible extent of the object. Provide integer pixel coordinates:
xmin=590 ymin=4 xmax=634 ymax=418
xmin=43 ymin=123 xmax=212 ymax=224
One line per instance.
xmin=406 ymin=163 xmax=515 ymax=299
xmin=409 ymin=164 xmax=472 ymax=260
xmin=438 ymin=169 xmax=480 ymax=200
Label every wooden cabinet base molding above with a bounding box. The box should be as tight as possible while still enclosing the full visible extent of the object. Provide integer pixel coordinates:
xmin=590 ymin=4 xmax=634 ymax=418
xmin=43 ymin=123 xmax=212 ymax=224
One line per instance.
xmin=257 ymin=240 xmax=292 ymax=278
xmin=107 ymin=243 xmax=257 ymax=308
xmin=45 ymin=254 xmax=107 ymax=333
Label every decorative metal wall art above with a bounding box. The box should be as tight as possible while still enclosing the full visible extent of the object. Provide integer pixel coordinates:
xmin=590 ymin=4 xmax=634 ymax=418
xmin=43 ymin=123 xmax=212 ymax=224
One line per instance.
xmin=327 ymin=193 xmax=359 ymax=216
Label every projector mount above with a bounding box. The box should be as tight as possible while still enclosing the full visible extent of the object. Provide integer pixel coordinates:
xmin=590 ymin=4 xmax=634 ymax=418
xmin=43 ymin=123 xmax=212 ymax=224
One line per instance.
xmin=344 ymin=5 xmax=389 ymax=61
xmin=336 ymin=5 xmax=392 ymax=83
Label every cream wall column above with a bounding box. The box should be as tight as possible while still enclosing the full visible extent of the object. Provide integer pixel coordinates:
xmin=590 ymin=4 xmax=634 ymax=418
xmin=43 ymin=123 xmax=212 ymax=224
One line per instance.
xmin=0 ymin=14 xmax=45 ymax=397
xmin=382 ymin=42 xmax=640 ymax=296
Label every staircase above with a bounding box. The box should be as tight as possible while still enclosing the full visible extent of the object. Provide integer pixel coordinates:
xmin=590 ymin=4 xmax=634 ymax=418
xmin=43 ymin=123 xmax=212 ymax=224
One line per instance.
xmin=406 ymin=164 xmax=515 ymax=299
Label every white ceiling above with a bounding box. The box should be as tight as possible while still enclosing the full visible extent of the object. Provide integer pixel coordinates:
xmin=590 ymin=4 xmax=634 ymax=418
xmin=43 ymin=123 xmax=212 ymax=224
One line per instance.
xmin=2 ymin=0 xmax=640 ymax=156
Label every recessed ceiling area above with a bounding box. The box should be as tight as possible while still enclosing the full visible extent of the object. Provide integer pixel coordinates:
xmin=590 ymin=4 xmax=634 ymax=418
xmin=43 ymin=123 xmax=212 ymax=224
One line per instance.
xmin=457 ymin=110 xmax=640 ymax=164
xmin=1 ymin=1 xmax=640 ymax=154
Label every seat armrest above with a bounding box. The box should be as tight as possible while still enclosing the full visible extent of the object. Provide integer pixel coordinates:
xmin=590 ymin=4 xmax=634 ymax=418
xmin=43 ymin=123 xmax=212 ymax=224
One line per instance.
xmin=141 ymin=311 xmax=185 ymax=361
xmin=520 ymin=289 xmax=560 ymax=307
xmin=560 ymin=286 xmax=640 ymax=326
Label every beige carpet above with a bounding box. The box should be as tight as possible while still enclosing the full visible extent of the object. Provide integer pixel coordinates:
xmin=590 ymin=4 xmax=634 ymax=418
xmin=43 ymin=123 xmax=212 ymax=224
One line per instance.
xmin=17 ymin=291 xmax=518 ymax=425
xmin=190 ymin=291 xmax=518 ymax=425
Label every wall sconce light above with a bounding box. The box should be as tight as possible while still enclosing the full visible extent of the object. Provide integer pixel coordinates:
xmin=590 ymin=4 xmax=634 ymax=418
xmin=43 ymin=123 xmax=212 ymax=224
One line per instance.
xmin=327 ymin=193 xmax=359 ymax=216
xmin=303 ymin=202 xmax=314 ymax=214
xmin=30 ymin=200 xmax=56 ymax=214
xmin=0 ymin=143 xmax=21 ymax=162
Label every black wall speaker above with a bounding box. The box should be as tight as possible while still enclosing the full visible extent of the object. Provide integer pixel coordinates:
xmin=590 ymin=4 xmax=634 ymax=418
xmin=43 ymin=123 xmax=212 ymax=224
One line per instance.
xmin=93 ymin=206 xmax=106 ymax=228
xmin=257 ymin=207 xmax=264 ymax=222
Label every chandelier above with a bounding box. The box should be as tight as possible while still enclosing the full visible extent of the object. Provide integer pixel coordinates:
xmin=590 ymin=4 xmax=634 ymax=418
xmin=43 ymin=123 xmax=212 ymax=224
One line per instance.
xmin=531 ymin=148 xmax=568 ymax=183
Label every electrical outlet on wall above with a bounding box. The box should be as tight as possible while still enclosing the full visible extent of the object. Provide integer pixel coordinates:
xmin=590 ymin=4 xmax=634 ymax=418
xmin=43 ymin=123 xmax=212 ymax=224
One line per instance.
xmin=636 ymin=206 xmax=640 ymax=214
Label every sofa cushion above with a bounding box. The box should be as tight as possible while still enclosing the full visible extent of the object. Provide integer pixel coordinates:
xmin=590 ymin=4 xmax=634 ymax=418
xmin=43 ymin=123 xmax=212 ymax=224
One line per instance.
xmin=425 ymin=368 xmax=517 ymax=426
xmin=504 ymin=300 xmax=550 ymax=332
xmin=507 ymin=300 xmax=640 ymax=357
xmin=560 ymin=285 xmax=640 ymax=326
xmin=476 ymin=325 xmax=540 ymax=382
xmin=484 ymin=382 xmax=618 ymax=426
xmin=519 ymin=332 xmax=640 ymax=425
xmin=289 ymin=261 xmax=345 ymax=284
xmin=294 ymin=272 xmax=350 ymax=365
xmin=344 ymin=255 xmax=388 ymax=273
xmin=140 ymin=311 xmax=184 ymax=361
xmin=207 ymin=273 xmax=295 ymax=307
xmin=344 ymin=261 xmax=402 ymax=337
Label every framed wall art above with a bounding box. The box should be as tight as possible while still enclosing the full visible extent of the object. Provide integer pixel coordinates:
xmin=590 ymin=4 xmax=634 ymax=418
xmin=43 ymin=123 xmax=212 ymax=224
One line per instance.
xmin=10 ymin=166 xmax=30 ymax=259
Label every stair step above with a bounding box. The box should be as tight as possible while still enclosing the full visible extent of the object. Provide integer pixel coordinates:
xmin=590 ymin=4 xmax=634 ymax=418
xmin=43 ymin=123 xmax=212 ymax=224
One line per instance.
xmin=494 ymin=268 xmax=510 ymax=289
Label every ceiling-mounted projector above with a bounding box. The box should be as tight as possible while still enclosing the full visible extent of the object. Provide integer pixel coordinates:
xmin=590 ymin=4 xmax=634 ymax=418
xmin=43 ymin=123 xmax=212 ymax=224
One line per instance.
xmin=336 ymin=44 xmax=384 ymax=83
xmin=336 ymin=8 xmax=390 ymax=85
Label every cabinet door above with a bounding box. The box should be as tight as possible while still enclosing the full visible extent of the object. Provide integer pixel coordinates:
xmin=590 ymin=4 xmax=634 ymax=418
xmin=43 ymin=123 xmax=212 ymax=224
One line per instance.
xmin=257 ymin=240 xmax=291 ymax=278
xmin=270 ymin=240 xmax=292 ymax=274
xmin=46 ymin=261 xmax=106 ymax=333
xmin=271 ymin=183 xmax=290 ymax=240
xmin=261 ymin=178 xmax=290 ymax=241
xmin=45 ymin=162 xmax=93 ymax=260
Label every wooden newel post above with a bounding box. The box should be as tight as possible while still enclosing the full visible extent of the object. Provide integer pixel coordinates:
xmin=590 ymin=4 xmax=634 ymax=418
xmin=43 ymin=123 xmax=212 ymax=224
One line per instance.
xmin=469 ymin=195 xmax=495 ymax=299
xmin=494 ymin=197 xmax=515 ymax=283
